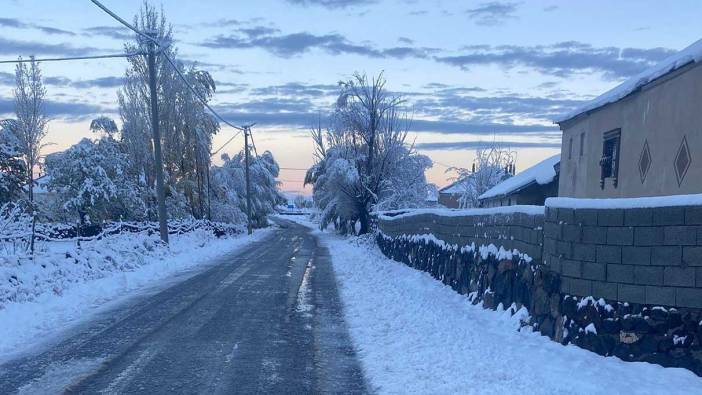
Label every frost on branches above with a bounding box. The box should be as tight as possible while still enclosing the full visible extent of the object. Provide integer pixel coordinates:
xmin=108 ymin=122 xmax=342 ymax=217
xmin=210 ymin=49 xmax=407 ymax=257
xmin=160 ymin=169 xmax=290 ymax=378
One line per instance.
xmin=452 ymin=145 xmax=515 ymax=208
xmin=0 ymin=122 xmax=26 ymax=204
xmin=305 ymin=73 xmax=433 ymax=235
xmin=210 ymin=150 xmax=283 ymax=227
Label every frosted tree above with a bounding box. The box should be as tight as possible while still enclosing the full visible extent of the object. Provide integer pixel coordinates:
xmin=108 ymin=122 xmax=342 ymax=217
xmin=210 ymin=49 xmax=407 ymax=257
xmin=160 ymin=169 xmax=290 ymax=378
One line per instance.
xmin=305 ymin=73 xmax=432 ymax=234
xmin=118 ymin=3 xmax=219 ymax=219
xmin=45 ymin=136 xmax=145 ymax=224
xmin=210 ymin=150 xmax=282 ymax=226
xmin=0 ymin=120 xmax=26 ymax=204
xmin=453 ymin=144 xmax=515 ymax=208
xmin=90 ymin=116 xmax=119 ymax=139
xmin=13 ymin=56 xmax=47 ymax=204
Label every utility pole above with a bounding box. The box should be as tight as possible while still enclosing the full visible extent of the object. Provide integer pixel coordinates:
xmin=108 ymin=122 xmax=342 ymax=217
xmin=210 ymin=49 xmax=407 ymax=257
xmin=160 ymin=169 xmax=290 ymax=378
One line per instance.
xmin=147 ymin=30 xmax=169 ymax=243
xmin=244 ymin=126 xmax=253 ymax=235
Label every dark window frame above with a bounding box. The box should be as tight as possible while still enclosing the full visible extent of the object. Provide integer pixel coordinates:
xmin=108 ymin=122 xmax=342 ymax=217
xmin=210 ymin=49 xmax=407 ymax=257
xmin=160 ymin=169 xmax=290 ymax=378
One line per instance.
xmin=579 ymin=132 xmax=585 ymax=157
xmin=599 ymin=129 xmax=621 ymax=189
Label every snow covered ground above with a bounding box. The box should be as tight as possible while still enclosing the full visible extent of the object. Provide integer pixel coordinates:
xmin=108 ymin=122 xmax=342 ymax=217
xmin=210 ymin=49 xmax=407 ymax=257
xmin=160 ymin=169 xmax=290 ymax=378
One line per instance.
xmin=284 ymin=216 xmax=702 ymax=394
xmin=0 ymin=226 xmax=273 ymax=361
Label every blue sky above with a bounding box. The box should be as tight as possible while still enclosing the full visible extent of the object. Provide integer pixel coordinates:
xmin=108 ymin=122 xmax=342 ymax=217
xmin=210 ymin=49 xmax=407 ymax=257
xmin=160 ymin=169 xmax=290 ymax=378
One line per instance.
xmin=1 ymin=0 xmax=700 ymax=194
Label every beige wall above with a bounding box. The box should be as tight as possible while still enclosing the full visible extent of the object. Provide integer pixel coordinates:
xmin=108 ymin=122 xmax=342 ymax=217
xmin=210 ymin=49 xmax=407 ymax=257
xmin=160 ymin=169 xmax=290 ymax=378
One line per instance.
xmin=559 ymin=62 xmax=702 ymax=198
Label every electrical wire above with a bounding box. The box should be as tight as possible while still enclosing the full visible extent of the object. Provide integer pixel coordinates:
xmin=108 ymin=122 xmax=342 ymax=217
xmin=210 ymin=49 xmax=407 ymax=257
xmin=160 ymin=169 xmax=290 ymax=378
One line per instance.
xmin=89 ymin=0 xmax=159 ymax=45
xmin=0 ymin=52 xmax=143 ymax=64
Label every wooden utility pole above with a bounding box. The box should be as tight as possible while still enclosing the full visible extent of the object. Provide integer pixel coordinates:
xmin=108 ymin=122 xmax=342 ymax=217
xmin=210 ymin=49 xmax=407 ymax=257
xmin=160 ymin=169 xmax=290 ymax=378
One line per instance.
xmin=244 ymin=126 xmax=253 ymax=235
xmin=147 ymin=31 xmax=169 ymax=243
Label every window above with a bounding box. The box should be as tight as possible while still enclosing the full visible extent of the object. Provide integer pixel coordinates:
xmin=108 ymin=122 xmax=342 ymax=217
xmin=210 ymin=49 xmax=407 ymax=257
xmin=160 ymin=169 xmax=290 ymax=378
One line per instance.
xmin=568 ymin=137 xmax=573 ymax=160
xmin=599 ymin=129 xmax=621 ymax=189
xmin=579 ymin=133 xmax=585 ymax=157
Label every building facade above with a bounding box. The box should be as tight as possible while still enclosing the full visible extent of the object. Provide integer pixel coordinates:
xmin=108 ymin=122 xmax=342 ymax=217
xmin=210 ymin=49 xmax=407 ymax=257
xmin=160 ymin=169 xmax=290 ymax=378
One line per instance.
xmin=557 ymin=43 xmax=702 ymax=198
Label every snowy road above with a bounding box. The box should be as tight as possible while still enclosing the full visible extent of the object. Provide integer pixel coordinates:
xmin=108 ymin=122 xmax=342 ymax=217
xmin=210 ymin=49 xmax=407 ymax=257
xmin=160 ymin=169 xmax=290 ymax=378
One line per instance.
xmin=0 ymin=219 xmax=367 ymax=394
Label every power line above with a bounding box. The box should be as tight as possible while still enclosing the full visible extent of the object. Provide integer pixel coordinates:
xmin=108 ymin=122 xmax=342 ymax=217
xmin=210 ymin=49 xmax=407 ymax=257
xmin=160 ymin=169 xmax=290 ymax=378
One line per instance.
xmin=89 ymin=0 xmax=159 ymax=46
xmin=0 ymin=52 xmax=142 ymax=64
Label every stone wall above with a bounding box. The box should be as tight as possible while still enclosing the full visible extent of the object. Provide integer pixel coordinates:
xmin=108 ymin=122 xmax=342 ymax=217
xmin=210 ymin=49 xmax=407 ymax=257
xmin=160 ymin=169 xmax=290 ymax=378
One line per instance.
xmin=379 ymin=209 xmax=544 ymax=262
xmin=544 ymin=205 xmax=702 ymax=308
xmin=376 ymin=207 xmax=702 ymax=376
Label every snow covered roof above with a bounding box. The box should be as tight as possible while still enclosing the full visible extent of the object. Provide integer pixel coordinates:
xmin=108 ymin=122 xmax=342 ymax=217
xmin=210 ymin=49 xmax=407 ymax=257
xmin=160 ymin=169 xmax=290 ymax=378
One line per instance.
xmin=478 ymin=154 xmax=560 ymax=201
xmin=439 ymin=177 xmax=473 ymax=195
xmin=22 ymin=175 xmax=52 ymax=194
xmin=556 ymin=38 xmax=702 ymax=124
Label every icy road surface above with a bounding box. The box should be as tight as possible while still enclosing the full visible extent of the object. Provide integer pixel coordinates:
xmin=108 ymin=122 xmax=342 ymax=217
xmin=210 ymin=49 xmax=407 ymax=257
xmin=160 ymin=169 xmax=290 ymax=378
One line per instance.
xmin=0 ymin=219 xmax=367 ymax=394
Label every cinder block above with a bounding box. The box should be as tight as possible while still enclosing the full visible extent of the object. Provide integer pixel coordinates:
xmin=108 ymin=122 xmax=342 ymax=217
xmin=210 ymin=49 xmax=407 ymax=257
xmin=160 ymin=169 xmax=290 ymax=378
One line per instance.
xmin=543 ymin=238 xmax=557 ymax=254
xmin=582 ymin=262 xmax=606 ymax=281
xmin=561 ymin=259 xmax=582 ymax=277
xmin=574 ymin=209 xmax=598 ymax=226
xmin=570 ymin=278 xmax=593 ymax=297
xmin=624 ymin=208 xmax=654 ymax=226
xmin=607 ymin=227 xmax=634 ymax=245
xmin=582 ymin=226 xmax=607 ymax=244
xmin=634 ymin=227 xmax=665 ymax=246
xmin=696 ymin=268 xmax=702 ymax=288
xmin=663 ymin=267 xmax=695 ymax=287
xmin=560 ymin=276 xmax=571 ymax=294
xmin=675 ymin=288 xmax=702 ymax=308
xmin=663 ymin=226 xmax=697 ymax=246
xmin=592 ymin=281 xmax=618 ymax=300
xmin=685 ymin=206 xmax=702 ymax=225
xmin=597 ymin=245 xmax=621 ymax=264
xmin=623 ymin=246 xmax=651 ymax=266
xmin=607 ymin=264 xmax=634 ymax=283
xmin=651 ymin=246 xmax=682 ymax=266
xmin=544 ymin=222 xmax=561 ymax=239
xmin=683 ymin=246 xmax=702 ymax=266
xmin=558 ymin=208 xmax=575 ymax=224
xmin=574 ymin=243 xmax=597 ymax=262
xmin=633 ymin=266 xmax=664 ymax=286
xmin=618 ymin=284 xmax=646 ymax=304
xmin=545 ymin=207 xmax=557 ymax=221
xmin=645 ymin=286 xmax=676 ymax=306
xmin=598 ymin=209 xmax=624 ymax=226
xmin=653 ymin=207 xmax=685 ymax=226
xmin=557 ymin=241 xmax=572 ymax=257
xmin=562 ymin=224 xmax=582 ymax=242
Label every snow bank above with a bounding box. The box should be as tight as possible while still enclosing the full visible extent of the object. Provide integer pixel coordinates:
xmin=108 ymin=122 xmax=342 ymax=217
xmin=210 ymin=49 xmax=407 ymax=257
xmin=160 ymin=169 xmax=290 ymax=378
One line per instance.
xmin=546 ymin=193 xmax=702 ymax=209
xmin=557 ymin=38 xmax=702 ymax=123
xmin=479 ymin=154 xmax=560 ymax=200
xmin=0 ymin=227 xmax=273 ymax=359
xmin=319 ymin=232 xmax=702 ymax=394
xmin=377 ymin=205 xmax=544 ymax=221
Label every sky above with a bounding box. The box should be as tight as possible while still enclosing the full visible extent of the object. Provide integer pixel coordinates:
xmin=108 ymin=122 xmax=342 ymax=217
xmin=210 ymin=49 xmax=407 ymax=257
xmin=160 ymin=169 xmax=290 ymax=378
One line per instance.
xmin=0 ymin=0 xmax=700 ymax=196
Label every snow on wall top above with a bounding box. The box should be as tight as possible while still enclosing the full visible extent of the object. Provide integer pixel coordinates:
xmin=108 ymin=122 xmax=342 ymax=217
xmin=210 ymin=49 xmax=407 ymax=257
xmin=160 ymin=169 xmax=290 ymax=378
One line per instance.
xmin=377 ymin=205 xmax=545 ymax=221
xmin=478 ymin=154 xmax=560 ymax=201
xmin=546 ymin=193 xmax=702 ymax=209
xmin=556 ymin=38 xmax=702 ymax=124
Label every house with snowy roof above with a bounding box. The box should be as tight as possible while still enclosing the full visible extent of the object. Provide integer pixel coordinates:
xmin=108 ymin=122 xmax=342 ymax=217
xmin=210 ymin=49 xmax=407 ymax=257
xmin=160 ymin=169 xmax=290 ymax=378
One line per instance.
xmin=556 ymin=38 xmax=702 ymax=198
xmin=478 ymin=154 xmax=560 ymax=208
xmin=437 ymin=179 xmax=467 ymax=208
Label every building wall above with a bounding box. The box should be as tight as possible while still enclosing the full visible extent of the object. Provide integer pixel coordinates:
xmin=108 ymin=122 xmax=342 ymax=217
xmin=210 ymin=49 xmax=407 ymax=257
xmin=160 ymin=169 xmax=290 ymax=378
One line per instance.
xmin=558 ymin=62 xmax=702 ymax=198
xmin=438 ymin=193 xmax=460 ymax=208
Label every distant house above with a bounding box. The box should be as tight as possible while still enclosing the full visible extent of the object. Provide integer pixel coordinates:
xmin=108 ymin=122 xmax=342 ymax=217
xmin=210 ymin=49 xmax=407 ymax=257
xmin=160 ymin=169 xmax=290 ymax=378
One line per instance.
xmin=478 ymin=154 xmax=560 ymax=207
xmin=437 ymin=179 xmax=468 ymax=208
xmin=22 ymin=174 xmax=57 ymax=206
xmin=556 ymin=38 xmax=702 ymax=198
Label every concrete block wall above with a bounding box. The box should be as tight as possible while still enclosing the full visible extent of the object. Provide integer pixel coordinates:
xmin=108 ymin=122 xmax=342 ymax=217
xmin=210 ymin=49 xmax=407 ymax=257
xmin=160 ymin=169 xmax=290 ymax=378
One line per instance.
xmin=543 ymin=205 xmax=702 ymax=308
xmin=379 ymin=211 xmax=545 ymax=261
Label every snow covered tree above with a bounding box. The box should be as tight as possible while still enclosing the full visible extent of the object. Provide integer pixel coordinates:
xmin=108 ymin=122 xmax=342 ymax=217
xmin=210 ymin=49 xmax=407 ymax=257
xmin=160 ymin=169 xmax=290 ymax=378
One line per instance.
xmin=0 ymin=120 xmax=26 ymax=204
xmin=118 ymin=3 xmax=219 ymax=220
xmin=13 ymin=56 xmax=47 ymax=203
xmin=44 ymin=136 xmax=146 ymax=224
xmin=452 ymin=145 xmax=515 ymax=208
xmin=90 ymin=116 xmax=119 ymax=139
xmin=305 ymin=73 xmax=432 ymax=234
xmin=210 ymin=150 xmax=282 ymax=226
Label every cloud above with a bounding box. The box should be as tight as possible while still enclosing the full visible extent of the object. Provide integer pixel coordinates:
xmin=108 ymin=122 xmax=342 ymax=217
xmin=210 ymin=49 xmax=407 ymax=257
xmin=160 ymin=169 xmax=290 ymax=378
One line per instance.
xmin=200 ymin=27 xmax=435 ymax=59
xmin=40 ymin=76 xmax=125 ymax=89
xmin=82 ymin=26 xmax=132 ymax=40
xmin=0 ymin=37 xmax=101 ymax=56
xmin=0 ymin=96 xmax=109 ymax=120
xmin=416 ymin=140 xmax=561 ymax=150
xmin=543 ymin=5 xmax=559 ymax=12
xmin=466 ymin=2 xmax=520 ymax=26
xmin=435 ymin=41 xmax=675 ymax=79
xmin=251 ymin=82 xmax=339 ymax=97
xmin=0 ymin=17 xmax=76 ymax=36
xmin=284 ymin=0 xmax=377 ymax=9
